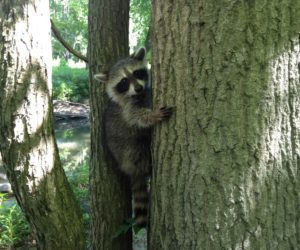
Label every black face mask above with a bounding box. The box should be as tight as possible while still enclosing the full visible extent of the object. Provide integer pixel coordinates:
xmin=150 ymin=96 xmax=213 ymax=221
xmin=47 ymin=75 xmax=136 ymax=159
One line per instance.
xmin=116 ymin=78 xmax=130 ymax=93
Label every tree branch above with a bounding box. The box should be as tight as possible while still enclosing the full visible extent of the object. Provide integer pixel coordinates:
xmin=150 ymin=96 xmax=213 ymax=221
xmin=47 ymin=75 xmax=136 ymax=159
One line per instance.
xmin=50 ymin=19 xmax=88 ymax=63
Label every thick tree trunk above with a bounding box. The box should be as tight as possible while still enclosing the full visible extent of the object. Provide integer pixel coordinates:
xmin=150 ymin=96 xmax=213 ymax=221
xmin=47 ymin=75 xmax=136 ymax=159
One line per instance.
xmin=88 ymin=0 xmax=132 ymax=249
xmin=150 ymin=1 xmax=300 ymax=249
xmin=0 ymin=1 xmax=85 ymax=249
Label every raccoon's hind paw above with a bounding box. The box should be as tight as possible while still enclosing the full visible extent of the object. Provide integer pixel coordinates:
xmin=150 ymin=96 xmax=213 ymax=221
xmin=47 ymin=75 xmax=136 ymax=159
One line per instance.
xmin=159 ymin=106 xmax=174 ymax=120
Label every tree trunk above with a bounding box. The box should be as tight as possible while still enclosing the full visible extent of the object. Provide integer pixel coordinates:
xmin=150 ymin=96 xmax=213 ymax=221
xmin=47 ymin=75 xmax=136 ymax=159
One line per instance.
xmin=0 ymin=1 xmax=85 ymax=249
xmin=88 ymin=0 xmax=132 ymax=249
xmin=150 ymin=1 xmax=300 ymax=249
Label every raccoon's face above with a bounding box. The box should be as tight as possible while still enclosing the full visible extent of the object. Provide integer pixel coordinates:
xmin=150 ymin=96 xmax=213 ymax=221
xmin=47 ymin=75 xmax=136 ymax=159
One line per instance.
xmin=94 ymin=47 xmax=149 ymax=104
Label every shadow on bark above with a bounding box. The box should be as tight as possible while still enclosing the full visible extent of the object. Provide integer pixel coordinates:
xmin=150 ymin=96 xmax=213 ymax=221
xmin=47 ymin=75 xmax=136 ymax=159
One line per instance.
xmin=150 ymin=0 xmax=300 ymax=247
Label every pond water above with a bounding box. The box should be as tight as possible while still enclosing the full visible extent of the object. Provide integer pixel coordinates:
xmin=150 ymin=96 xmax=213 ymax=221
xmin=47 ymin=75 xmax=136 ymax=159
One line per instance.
xmin=54 ymin=119 xmax=90 ymax=168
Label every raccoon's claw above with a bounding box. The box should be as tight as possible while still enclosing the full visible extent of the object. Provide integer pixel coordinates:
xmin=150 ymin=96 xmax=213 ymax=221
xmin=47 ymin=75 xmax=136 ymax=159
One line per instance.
xmin=159 ymin=106 xmax=174 ymax=119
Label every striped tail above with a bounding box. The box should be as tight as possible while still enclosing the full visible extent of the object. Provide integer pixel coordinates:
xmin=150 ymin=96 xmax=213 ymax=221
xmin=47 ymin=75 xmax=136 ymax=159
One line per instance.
xmin=131 ymin=176 xmax=149 ymax=228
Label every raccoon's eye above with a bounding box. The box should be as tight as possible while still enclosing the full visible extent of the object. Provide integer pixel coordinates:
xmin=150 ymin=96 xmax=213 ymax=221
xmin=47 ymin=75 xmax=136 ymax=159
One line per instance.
xmin=133 ymin=69 xmax=148 ymax=80
xmin=116 ymin=78 xmax=130 ymax=93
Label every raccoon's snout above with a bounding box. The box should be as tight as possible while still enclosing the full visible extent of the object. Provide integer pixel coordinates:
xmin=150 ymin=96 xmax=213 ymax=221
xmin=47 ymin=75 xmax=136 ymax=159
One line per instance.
xmin=134 ymin=84 xmax=144 ymax=93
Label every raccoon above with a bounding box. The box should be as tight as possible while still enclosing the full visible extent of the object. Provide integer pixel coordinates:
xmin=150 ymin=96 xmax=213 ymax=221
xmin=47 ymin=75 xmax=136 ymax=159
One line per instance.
xmin=94 ymin=47 xmax=173 ymax=228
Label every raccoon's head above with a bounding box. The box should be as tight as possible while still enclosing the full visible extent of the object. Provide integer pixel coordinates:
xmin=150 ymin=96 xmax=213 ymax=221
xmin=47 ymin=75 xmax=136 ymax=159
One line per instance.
xmin=94 ymin=47 xmax=149 ymax=104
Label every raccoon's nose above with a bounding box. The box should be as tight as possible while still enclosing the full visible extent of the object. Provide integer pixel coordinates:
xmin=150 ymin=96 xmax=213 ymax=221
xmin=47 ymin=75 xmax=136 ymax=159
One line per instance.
xmin=134 ymin=85 xmax=143 ymax=93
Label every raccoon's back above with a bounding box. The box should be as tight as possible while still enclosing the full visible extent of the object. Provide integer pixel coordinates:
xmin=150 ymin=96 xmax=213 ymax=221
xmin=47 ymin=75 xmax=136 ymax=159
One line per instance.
xmin=103 ymin=100 xmax=151 ymax=164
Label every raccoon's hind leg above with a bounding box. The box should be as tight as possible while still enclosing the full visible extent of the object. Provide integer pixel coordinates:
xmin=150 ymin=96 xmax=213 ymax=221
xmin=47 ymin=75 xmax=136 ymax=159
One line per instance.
xmin=131 ymin=174 xmax=149 ymax=228
xmin=118 ymin=153 xmax=137 ymax=176
xmin=118 ymin=150 xmax=150 ymax=176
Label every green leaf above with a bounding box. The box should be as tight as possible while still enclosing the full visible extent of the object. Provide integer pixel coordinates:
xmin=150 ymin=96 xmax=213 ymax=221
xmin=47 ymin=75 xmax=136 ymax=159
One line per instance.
xmin=111 ymin=218 xmax=136 ymax=240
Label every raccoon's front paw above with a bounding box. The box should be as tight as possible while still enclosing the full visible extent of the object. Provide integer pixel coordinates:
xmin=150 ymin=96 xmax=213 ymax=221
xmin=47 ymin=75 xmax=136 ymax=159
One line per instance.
xmin=158 ymin=106 xmax=174 ymax=120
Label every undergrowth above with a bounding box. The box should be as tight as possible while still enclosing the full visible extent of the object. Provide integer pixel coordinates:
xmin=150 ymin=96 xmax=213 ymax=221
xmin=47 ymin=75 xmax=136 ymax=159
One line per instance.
xmin=52 ymin=63 xmax=89 ymax=102
xmin=0 ymin=194 xmax=30 ymax=248
xmin=0 ymin=156 xmax=90 ymax=248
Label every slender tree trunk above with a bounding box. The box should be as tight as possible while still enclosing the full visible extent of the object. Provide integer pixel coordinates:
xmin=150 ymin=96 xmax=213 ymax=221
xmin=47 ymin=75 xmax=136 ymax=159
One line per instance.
xmin=150 ymin=0 xmax=300 ymax=249
xmin=88 ymin=0 xmax=132 ymax=249
xmin=0 ymin=1 xmax=85 ymax=249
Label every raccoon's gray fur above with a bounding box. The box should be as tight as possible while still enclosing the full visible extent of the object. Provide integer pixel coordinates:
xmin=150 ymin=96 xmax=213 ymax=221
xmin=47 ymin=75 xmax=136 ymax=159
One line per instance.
xmin=94 ymin=47 xmax=173 ymax=227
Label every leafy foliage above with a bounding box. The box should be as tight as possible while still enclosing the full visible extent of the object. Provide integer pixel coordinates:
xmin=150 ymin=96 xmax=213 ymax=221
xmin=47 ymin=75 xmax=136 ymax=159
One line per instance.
xmin=130 ymin=0 xmax=151 ymax=46
xmin=51 ymin=0 xmax=152 ymax=61
xmin=66 ymin=161 xmax=89 ymax=205
xmin=0 ymin=194 xmax=30 ymax=248
xmin=111 ymin=218 xmax=136 ymax=240
xmin=112 ymin=218 xmax=146 ymax=240
xmin=52 ymin=64 xmax=89 ymax=102
xmin=50 ymin=0 xmax=88 ymax=61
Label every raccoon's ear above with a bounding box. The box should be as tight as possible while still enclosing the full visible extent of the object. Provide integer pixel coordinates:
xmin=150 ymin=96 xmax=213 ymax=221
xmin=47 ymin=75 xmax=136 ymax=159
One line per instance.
xmin=94 ymin=72 xmax=108 ymax=83
xmin=130 ymin=47 xmax=146 ymax=61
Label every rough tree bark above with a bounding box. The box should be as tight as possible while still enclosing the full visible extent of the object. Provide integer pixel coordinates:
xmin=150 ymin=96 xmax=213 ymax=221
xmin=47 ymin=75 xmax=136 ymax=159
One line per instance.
xmin=0 ymin=1 xmax=85 ymax=249
xmin=150 ymin=0 xmax=300 ymax=249
xmin=88 ymin=0 xmax=132 ymax=249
